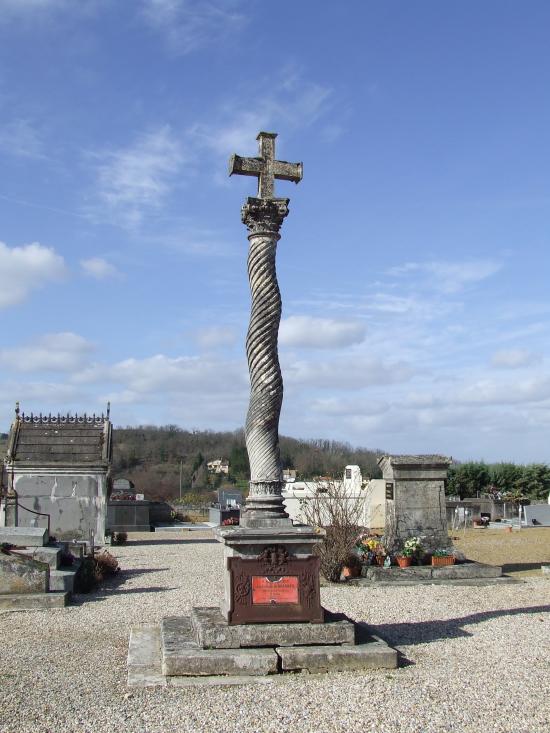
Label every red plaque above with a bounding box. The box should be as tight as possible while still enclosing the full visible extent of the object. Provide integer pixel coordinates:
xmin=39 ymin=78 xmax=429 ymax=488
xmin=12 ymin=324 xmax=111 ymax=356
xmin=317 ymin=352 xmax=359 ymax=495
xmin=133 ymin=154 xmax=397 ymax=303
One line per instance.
xmin=252 ymin=575 xmax=299 ymax=605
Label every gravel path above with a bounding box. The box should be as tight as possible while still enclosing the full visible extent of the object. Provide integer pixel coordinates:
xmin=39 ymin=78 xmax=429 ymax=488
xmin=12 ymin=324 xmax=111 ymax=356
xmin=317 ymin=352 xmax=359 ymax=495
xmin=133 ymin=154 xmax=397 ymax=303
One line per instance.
xmin=1 ymin=530 xmax=549 ymax=733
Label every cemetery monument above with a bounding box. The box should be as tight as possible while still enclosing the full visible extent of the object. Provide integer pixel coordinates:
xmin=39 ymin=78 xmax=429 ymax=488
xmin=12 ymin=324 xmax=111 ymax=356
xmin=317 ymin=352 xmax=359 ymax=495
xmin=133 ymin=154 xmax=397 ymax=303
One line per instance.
xmin=127 ymin=132 xmax=397 ymax=684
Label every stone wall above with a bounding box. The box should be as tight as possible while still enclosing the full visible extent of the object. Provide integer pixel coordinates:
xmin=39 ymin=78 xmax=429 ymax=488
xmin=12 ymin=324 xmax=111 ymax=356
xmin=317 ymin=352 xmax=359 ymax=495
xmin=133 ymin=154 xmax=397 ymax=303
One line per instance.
xmin=12 ymin=470 xmax=108 ymax=542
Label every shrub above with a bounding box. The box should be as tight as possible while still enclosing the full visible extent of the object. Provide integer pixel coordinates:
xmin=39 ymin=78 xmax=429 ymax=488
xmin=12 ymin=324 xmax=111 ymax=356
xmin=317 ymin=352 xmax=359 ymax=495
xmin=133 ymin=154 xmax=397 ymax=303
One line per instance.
xmin=74 ymin=551 xmax=120 ymax=593
xmin=111 ymin=532 xmax=128 ymax=546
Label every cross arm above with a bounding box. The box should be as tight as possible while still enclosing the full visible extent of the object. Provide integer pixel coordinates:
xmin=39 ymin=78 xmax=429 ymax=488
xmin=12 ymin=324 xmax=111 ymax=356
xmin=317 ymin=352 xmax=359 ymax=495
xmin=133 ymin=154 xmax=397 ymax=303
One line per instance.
xmin=273 ymin=159 xmax=303 ymax=184
xmin=229 ymin=154 xmax=262 ymax=178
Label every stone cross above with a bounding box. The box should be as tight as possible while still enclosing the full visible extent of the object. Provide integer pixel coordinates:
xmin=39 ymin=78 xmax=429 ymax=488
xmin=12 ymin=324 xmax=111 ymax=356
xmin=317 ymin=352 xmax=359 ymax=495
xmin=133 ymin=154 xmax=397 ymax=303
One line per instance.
xmin=229 ymin=132 xmax=302 ymax=528
xmin=229 ymin=132 xmax=302 ymax=200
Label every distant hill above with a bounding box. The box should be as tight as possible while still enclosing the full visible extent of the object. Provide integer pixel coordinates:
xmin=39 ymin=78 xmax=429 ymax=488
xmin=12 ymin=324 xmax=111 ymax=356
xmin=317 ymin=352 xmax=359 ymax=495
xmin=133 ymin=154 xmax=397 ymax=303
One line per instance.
xmin=112 ymin=425 xmax=384 ymax=501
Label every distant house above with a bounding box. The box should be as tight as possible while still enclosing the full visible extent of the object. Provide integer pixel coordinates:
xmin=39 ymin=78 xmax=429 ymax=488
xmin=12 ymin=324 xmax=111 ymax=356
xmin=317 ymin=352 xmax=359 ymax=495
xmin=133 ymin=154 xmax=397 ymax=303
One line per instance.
xmin=207 ymin=459 xmax=229 ymax=475
xmin=3 ymin=404 xmax=112 ymax=541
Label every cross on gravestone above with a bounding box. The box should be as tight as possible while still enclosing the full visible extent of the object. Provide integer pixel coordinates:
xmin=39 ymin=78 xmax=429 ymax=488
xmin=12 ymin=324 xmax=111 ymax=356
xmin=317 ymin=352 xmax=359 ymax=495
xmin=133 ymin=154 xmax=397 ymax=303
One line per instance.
xmin=228 ymin=131 xmax=303 ymax=199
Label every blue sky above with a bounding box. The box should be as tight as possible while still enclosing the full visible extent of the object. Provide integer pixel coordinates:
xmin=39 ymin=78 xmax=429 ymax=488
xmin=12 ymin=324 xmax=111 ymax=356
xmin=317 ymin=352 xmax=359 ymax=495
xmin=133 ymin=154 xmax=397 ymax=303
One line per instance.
xmin=1 ymin=1 xmax=550 ymax=463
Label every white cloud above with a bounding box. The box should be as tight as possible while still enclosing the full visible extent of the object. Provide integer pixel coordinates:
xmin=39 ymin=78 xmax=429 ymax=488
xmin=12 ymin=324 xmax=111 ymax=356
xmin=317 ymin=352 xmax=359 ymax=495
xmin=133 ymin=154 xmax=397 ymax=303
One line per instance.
xmin=284 ymin=357 xmax=413 ymax=390
xmin=490 ymin=349 xmax=540 ymax=369
xmin=389 ymin=259 xmax=502 ymax=294
xmin=0 ymin=120 xmax=44 ymax=158
xmin=0 ymin=241 xmax=66 ymax=308
xmin=196 ymin=326 xmax=238 ymax=350
xmin=76 ymin=353 xmax=248 ymax=395
xmin=192 ymin=72 xmax=331 ymax=158
xmin=280 ymin=315 xmax=366 ymax=349
xmin=80 ymin=257 xmax=119 ymax=279
xmin=140 ymin=0 xmax=246 ymax=55
xmin=0 ymin=332 xmax=94 ymax=373
xmin=94 ymin=126 xmax=183 ymax=228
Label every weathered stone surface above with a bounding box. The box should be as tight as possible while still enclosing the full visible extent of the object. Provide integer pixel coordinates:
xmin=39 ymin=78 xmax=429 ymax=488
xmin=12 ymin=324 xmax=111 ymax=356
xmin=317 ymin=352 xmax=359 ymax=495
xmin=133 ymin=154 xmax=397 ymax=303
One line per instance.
xmin=277 ymin=638 xmax=397 ymax=672
xmin=161 ymin=616 xmax=278 ymax=676
xmin=128 ymin=626 xmax=163 ymax=678
xmin=49 ymin=567 xmax=78 ymax=592
xmin=432 ymin=562 xmax=502 ymax=579
xmin=0 ymin=551 xmax=49 ymax=594
xmin=16 ymin=546 xmax=61 ymax=569
xmin=0 ymin=592 xmax=68 ymax=609
xmin=360 ymin=561 xmax=502 ymax=583
xmin=190 ymin=607 xmax=354 ymax=649
xmin=0 ymin=526 xmax=48 ymax=547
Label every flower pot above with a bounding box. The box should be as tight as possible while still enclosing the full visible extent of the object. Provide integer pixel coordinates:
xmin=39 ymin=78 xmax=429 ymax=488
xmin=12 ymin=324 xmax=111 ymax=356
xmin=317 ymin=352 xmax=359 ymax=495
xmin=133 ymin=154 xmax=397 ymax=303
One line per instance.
xmin=396 ymin=556 xmax=412 ymax=568
xmin=375 ymin=556 xmax=386 ymax=567
xmin=342 ymin=565 xmax=361 ymax=578
xmin=431 ymin=555 xmax=455 ymax=567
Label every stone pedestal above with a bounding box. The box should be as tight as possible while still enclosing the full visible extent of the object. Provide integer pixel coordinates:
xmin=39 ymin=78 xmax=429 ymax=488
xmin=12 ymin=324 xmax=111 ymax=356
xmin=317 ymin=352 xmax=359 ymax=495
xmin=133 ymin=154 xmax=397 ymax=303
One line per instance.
xmin=127 ymin=607 xmax=397 ymax=686
xmin=214 ymin=524 xmax=325 ymax=624
xmin=380 ymin=454 xmax=451 ymax=552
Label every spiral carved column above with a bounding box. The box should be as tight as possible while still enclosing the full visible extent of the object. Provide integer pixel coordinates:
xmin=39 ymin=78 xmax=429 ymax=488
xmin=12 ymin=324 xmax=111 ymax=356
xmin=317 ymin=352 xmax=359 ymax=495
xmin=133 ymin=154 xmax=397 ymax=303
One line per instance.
xmin=241 ymin=197 xmax=291 ymax=527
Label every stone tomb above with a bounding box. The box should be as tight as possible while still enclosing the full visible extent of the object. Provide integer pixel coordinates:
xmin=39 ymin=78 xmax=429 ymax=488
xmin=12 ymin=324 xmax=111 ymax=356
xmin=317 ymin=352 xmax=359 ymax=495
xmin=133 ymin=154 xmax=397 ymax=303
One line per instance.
xmin=381 ymin=454 xmax=451 ymax=552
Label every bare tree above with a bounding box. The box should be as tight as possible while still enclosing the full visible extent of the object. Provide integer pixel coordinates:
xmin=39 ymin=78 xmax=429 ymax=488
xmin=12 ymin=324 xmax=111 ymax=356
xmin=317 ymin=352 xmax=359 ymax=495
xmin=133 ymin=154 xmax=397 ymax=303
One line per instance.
xmin=298 ymin=478 xmax=370 ymax=582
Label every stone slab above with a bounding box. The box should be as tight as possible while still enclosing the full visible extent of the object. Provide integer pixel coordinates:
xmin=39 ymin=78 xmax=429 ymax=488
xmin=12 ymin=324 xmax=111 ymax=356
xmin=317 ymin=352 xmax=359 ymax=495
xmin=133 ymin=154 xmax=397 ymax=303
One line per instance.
xmin=127 ymin=627 xmax=277 ymax=688
xmin=363 ymin=561 xmax=502 ymax=583
xmin=0 ymin=527 xmax=48 ymax=547
xmin=432 ymin=562 xmax=502 ymax=579
xmin=0 ymin=592 xmax=68 ymax=609
xmin=15 ymin=547 xmax=62 ymax=569
xmin=277 ymin=635 xmax=397 ymax=672
xmin=190 ymin=607 xmax=355 ymax=649
xmin=541 ymin=564 xmax=550 ymax=575
xmin=161 ymin=617 xmax=278 ymax=676
xmin=128 ymin=626 xmax=163 ymax=679
xmin=0 ymin=552 xmax=49 ymax=594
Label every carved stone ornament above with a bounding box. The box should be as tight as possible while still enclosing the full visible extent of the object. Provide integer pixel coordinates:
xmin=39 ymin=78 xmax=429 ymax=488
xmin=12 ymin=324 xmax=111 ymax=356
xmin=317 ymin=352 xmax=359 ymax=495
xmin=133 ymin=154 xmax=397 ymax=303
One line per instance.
xmin=258 ymin=545 xmax=289 ymax=574
xmin=241 ymin=197 xmax=289 ymax=235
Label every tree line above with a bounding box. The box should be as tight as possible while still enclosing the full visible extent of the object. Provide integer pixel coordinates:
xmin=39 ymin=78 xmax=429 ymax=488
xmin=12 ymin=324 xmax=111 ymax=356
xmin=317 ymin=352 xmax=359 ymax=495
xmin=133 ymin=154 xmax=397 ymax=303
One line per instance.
xmin=111 ymin=425 xmax=385 ymax=501
xmin=446 ymin=461 xmax=550 ymax=501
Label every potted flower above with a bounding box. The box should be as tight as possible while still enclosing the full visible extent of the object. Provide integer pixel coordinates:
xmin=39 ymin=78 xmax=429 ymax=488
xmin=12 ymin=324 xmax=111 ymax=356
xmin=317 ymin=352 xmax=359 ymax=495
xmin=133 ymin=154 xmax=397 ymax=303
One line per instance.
xmin=395 ymin=546 xmax=413 ymax=568
xmin=396 ymin=537 xmax=423 ymax=567
xmin=431 ymin=548 xmax=455 ymax=567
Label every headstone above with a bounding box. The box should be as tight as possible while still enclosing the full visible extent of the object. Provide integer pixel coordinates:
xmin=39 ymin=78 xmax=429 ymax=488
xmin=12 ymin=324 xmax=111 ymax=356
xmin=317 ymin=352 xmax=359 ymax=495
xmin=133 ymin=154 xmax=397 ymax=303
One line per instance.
xmin=379 ymin=454 xmax=452 ymax=552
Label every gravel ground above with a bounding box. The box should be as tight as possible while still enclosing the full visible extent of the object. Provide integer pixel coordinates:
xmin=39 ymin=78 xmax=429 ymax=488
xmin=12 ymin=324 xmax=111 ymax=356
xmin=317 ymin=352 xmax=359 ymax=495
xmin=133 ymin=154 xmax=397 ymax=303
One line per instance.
xmin=1 ymin=530 xmax=549 ymax=733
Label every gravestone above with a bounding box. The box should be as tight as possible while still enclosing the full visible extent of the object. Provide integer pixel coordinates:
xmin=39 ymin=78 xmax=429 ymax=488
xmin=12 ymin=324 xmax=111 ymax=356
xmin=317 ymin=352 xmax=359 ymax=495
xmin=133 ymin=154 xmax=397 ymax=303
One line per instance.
xmin=380 ymin=454 xmax=451 ymax=552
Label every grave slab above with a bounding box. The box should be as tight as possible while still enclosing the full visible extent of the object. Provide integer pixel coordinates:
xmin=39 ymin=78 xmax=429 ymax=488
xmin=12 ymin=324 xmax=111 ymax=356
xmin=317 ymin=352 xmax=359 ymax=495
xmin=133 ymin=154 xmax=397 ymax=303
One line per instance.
xmin=190 ymin=607 xmax=355 ymax=649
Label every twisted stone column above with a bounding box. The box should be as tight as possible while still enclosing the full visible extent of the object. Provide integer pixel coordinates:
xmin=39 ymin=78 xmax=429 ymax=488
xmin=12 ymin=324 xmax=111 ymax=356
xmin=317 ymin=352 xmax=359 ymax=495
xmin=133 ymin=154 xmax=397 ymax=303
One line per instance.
xmin=241 ymin=197 xmax=291 ymax=527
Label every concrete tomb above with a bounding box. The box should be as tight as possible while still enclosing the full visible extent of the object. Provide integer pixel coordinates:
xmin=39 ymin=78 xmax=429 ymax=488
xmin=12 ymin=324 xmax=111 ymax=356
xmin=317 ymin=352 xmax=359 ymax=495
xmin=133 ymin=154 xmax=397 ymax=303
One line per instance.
xmin=3 ymin=403 xmax=112 ymax=542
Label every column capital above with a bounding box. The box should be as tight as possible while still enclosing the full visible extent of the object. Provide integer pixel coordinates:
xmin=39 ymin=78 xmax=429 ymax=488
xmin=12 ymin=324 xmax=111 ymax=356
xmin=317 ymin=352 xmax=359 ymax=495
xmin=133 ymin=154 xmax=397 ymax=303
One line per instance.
xmin=241 ymin=197 xmax=289 ymax=235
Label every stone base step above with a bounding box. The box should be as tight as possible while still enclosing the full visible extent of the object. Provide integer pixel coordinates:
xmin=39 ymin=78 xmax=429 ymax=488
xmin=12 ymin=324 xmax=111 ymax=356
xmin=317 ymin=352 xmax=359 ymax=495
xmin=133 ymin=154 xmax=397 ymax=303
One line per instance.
xmin=361 ymin=561 xmax=503 ymax=583
xmin=128 ymin=627 xmax=276 ymax=688
xmin=15 ymin=546 xmax=62 ymax=569
xmin=0 ymin=592 xmax=69 ymax=610
xmin=49 ymin=566 xmax=79 ymax=593
xmin=0 ymin=527 xmax=48 ymax=547
xmin=127 ymin=608 xmax=398 ymax=686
